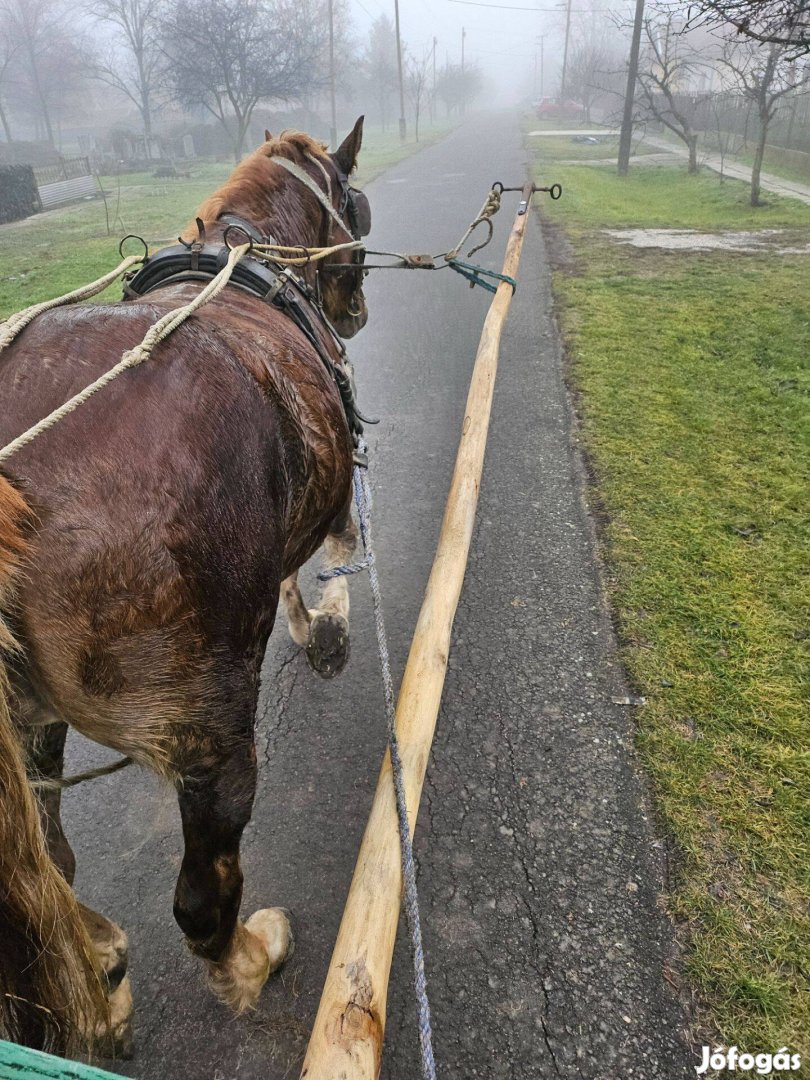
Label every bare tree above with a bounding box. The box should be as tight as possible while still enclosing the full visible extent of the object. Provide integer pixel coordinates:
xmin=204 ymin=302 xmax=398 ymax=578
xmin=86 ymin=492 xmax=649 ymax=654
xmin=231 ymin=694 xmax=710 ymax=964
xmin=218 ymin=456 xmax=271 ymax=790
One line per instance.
xmin=0 ymin=0 xmax=69 ymax=144
xmin=406 ymin=50 xmax=430 ymax=141
xmin=161 ymin=0 xmax=326 ymax=161
xmin=719 ymin=39 xmax=810 ymax=204
xmin=709 ymin=92 xmax=744 ymax=179
xmin=364 ymin=14 xmax=398 ymax=131
xmin=87 ymin=0 xmax=164 ymax=157
xmin=565 ymin=40 xmax=615 ymax=122
xmin=686 ymin=1 xmax=810 ymax=55
xmin=435 ymin=62 xmax=482 ymax=117
xmin=0 ymin=33 xmax=18 ymax=142
xmin=636 ymin=11 xmax=705 ymax=173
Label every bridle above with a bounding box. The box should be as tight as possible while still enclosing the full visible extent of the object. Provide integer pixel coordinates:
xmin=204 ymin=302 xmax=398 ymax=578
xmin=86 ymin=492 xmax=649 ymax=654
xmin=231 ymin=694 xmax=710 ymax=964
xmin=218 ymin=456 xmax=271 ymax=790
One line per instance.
xmin=269 ymin=153 xmax=370 ymax=313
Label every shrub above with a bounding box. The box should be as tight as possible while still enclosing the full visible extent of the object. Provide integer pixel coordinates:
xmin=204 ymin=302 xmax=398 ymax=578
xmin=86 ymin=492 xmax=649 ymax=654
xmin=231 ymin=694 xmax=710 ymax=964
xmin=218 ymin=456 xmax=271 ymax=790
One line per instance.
xmin=0 ymin=165 xmax=40 ymax=224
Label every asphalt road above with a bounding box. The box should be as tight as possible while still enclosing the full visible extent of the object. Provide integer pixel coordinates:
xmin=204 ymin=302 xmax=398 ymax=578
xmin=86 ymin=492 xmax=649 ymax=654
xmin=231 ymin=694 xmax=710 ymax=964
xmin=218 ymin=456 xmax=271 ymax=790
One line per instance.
xmin=63 ymin=112 xmax=693 ymax=1080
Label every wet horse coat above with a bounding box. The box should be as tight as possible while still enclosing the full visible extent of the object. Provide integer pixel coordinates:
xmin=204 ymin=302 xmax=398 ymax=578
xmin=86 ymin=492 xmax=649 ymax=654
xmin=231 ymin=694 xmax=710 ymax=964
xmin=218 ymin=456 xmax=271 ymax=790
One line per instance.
xmin=0 ymin=121 xmax=367 ymax=1054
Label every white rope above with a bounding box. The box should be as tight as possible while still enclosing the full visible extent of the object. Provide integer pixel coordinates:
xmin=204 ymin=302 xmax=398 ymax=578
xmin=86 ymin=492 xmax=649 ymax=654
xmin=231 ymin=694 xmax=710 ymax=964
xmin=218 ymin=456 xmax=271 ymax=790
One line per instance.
xmin=0 ymin=254 xmax=145 ymax=355
xmin=0 ymin=244 xmax=250 ymax=464
xmin=251 ymin=238 xmax=364 ymax=266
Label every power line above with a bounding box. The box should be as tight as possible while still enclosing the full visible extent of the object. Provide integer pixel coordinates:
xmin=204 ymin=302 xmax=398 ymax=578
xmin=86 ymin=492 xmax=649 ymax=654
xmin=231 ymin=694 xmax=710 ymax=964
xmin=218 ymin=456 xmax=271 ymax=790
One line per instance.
xmin=447 ymin=0 xmax=611 ymax=10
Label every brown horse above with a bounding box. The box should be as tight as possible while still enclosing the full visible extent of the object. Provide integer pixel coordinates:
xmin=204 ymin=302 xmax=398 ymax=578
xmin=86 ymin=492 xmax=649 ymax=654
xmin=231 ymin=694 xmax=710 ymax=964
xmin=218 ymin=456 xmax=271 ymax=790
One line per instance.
xmin=0 ymin=118 xmax=369 ymax=1056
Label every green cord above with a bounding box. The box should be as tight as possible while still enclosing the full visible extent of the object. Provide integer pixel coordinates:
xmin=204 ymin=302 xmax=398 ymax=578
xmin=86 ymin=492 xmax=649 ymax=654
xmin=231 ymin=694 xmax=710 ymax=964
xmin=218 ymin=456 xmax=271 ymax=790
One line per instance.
xmin=445 ymin=257 xmax=517 ymax=295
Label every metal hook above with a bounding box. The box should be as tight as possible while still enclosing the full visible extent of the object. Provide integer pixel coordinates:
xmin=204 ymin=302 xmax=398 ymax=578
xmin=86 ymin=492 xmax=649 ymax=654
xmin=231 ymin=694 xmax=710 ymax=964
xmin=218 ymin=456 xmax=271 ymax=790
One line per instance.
xmin=118 ymin=234 xmax=149 ymax=261
xmin=223 ymin=224 xmax=254 ymax=252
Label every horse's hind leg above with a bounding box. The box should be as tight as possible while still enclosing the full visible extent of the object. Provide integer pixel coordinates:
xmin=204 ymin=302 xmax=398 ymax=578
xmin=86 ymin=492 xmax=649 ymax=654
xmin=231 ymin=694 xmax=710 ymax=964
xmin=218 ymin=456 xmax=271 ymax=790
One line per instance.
xmin=281 ymin=571 xmax=312 ymax=647
xmin=282 ymin=502 xmax=357 ymax=679
xmin=25 ymin=721 xmax=134 ymax=1057
xmin=173 ymin=728 xmax=293 ymax=1012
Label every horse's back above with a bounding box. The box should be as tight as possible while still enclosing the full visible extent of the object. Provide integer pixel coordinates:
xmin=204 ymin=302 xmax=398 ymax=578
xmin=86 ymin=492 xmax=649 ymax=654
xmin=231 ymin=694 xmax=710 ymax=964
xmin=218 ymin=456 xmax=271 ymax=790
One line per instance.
xmin=0 ymin=291 xmax=350 ymax=761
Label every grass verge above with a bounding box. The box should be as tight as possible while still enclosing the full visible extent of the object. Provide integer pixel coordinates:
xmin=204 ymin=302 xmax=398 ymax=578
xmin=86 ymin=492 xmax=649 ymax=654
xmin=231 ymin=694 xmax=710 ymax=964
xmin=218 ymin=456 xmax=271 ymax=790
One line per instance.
xmin=0 ymin=122 xmax=454 ymax=320
xmin=531 ymin=139 xmax=810 ymax=1057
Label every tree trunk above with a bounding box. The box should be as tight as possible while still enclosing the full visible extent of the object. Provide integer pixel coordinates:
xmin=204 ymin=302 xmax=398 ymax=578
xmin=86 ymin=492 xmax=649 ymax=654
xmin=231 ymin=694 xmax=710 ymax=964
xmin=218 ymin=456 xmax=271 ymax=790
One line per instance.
xmin=687 ymin=133 xmax=698 ymax=175
xmin=27 ymin=47 xmax=54 ymax=146
xmin=0 ymin=97 xmax=12 ymax=143
xmin=750 ymin=119 xmax=768 ymax=207
xmin=233 ymin=114 xmax=250 ymax=161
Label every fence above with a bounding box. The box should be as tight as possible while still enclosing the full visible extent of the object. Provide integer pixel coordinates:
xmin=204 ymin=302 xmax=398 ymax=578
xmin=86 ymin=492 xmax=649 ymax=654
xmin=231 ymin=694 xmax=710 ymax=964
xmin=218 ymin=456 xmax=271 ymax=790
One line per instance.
xmin=663 ymin=91 xmax=810 ymax=155
xmin=32 ymin=156 xmax=96 ymax=211
xmin=33 ymin=156 xmax=93 ymax=186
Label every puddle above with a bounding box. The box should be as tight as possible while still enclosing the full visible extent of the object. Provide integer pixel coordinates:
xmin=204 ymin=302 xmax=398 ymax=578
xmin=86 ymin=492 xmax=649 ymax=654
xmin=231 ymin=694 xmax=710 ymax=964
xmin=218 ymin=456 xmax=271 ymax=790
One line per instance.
xmin=604 ymin=228 xmax=810 ymax=254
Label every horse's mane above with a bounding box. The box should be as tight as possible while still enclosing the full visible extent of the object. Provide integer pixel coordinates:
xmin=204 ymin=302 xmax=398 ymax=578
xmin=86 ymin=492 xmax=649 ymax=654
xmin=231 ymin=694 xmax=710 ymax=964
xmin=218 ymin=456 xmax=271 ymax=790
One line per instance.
xmin=194 ymin=130 xmax=329 ymax=227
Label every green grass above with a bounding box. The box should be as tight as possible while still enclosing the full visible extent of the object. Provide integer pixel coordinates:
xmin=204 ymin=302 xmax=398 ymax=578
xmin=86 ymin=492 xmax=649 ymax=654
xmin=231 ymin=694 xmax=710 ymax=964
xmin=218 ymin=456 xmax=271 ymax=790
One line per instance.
xmin=527 ymin=132 xmax=660 ymax=162
xmin=651 ymin=128 xmax=810 ymax=190
xmin=532 ymin=136 xmax=810 ymax=1056
xmin=0 ymin=123 xmax=454 ymax=320
xmin=718 ymin=145 xmax=810 ymax=190
xmin=544 ymin=161 xmax=810 ymax=230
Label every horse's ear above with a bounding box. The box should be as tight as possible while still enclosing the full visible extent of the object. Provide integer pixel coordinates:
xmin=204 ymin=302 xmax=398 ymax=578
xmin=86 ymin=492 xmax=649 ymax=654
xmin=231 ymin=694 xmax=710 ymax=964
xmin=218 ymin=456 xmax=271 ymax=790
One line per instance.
xmin=333 ymin=116 xmax=364 ymax=175
xmin=264 ymin=129 xmax=272 ymax=142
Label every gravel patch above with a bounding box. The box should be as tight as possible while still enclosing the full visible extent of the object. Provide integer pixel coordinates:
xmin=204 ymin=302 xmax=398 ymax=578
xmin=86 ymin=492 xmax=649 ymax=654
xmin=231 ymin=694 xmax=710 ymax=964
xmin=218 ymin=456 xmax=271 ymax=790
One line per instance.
xmin=604 ymin=227 xmax=810 ymax=254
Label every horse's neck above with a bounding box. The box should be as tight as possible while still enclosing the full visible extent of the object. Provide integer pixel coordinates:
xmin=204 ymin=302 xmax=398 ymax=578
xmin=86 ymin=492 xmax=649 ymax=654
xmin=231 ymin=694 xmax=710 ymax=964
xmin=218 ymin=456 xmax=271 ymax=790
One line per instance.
xmin=224 ymin=189 xmax=323 ymax=249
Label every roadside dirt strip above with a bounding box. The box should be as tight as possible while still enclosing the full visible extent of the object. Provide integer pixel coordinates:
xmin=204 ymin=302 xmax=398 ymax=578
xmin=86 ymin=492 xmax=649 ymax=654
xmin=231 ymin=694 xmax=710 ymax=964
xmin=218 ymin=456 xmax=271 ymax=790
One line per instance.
xmin=63 ymin=112 xmax=693 ymax=1079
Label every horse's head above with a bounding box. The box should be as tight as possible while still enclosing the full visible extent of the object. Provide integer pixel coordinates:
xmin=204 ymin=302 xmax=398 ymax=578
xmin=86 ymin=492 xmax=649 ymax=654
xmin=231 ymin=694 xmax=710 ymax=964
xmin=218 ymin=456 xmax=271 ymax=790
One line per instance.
xmin=321 ymin=117 xmax=370 ymax=338
xmin=194 ymin=120 xmax=371 ymax=338
xmin=259 ymin=117 xmax=369 ymax=338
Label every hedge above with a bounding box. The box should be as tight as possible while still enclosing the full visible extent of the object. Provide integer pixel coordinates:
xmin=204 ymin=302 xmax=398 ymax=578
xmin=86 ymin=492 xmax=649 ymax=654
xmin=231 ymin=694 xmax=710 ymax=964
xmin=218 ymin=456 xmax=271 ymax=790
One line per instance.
xmin=0 ymin=164 xmax=40 ymax=224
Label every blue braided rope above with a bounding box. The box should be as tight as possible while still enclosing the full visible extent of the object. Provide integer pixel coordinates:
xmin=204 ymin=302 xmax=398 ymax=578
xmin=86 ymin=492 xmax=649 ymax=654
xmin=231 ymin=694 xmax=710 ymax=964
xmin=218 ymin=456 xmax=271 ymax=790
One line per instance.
xmin=317 ymin=553 xmax=374 ymax=580
xmin=335 ymin=439 xmax=437 ymax=1080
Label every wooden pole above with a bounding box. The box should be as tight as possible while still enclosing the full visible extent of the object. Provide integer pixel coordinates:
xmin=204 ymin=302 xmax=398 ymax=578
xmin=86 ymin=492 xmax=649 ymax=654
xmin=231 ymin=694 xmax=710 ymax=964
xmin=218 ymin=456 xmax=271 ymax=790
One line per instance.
xmin=617 ymin=0 xmax=645 ymax=176
xmin=394 ymin=0 xmax=407 ymax=142
xmin=328 ymin=0 xmax=338 ymax=151
xmin=300 ymin=183 xmax=536 ymax=1080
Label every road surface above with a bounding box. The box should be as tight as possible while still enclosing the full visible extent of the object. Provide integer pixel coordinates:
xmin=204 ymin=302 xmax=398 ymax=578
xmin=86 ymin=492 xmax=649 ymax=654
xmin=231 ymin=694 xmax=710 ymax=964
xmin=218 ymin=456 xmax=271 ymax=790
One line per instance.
xmin=62 ymin=112 xmax=693 ymax=1080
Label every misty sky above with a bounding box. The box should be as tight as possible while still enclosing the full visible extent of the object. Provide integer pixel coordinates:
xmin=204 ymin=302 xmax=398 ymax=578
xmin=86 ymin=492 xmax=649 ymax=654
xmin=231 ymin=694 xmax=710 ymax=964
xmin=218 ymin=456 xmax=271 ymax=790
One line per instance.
xmin=347 ymin=0 xmax=637 ymax=105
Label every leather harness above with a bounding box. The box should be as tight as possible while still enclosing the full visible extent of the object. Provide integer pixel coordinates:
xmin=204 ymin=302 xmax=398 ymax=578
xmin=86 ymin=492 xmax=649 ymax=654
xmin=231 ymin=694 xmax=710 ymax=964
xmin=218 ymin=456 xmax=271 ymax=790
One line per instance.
xmin=121 ymin=164 xmax=373 ymax=443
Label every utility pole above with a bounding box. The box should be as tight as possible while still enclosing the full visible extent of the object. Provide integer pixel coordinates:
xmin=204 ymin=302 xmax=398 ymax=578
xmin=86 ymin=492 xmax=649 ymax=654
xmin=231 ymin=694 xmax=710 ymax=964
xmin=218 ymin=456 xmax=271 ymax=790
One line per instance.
xmin=431 ymin=36 xmax=437 ymax=124
xmin=328 ymin=0 xmax=337 ymax=150
xmin=617 ymin=0 xmax=645 ymax=176
xmin=461 ymin=25 xmax=466 ymax=117
xmin=394 ymin=0 xmax=407 ymax=142
xmin=560 ymin=0 xmax=572 ymax=102
xmin=538 ymin=34 xmax=546 ymax=99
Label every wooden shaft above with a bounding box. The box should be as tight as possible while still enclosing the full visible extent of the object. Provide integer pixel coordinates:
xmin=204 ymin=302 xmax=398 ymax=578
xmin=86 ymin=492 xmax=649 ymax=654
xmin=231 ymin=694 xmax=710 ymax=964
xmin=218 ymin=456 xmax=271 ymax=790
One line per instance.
xmin=301 ymin=182 xmax=535 ymax=1080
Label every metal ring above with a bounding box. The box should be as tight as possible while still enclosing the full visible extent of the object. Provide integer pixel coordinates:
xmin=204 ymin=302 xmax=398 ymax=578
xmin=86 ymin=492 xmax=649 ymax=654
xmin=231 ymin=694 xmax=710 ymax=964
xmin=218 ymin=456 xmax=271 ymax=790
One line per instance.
xmin=118 ymin=234 xmax=148 ymax=261
xmin=492 ymin=181 xmax=504 ymax=195
xmin=550 ymin=184 xmax=563 ymax=200
xmin=223 ymin=224 xmax=254 ymax=252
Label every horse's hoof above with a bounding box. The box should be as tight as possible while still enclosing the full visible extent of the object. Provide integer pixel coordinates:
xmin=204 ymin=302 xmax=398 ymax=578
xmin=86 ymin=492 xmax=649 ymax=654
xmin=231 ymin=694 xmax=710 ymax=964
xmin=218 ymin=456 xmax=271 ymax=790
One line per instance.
xmin=306 ymin=614 xmax=350 ymax=679
xmin=245 ymin=907 xmax=294 ymax=974
xmin=93 ymin=975 xmax=134 ymax=1060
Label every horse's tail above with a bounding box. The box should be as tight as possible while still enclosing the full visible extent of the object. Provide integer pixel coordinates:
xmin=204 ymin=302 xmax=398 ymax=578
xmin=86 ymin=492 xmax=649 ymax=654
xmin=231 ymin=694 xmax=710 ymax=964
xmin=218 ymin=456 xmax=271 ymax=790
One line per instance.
xmin=0 ymin=473 xmax=106 ymax=1054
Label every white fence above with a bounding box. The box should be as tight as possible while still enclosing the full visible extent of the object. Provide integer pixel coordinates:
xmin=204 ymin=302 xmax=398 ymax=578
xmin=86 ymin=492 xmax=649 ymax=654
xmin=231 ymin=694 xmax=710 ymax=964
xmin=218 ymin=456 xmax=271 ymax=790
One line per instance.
xmin=33 ymin=158 xmax=96 ymax=210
